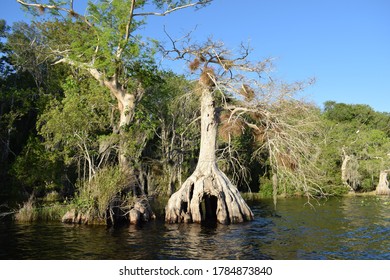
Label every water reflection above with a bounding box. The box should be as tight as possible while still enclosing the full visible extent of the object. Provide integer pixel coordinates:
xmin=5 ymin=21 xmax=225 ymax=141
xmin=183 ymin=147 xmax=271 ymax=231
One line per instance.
xmin=160 ymin=221 xmax=271 ymax=259
xmin=1 ymin=196 xmax=389 ymax=259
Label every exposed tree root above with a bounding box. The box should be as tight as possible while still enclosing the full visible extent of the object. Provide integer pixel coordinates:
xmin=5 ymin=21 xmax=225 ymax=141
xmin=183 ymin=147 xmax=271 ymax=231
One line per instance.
xmin=126 ymin=196 xmax=156 ymax=224
xmin=165 ymin=162 xmax=253 ymax=224
xmin=62 ymin=196 xmax=155 ymax=226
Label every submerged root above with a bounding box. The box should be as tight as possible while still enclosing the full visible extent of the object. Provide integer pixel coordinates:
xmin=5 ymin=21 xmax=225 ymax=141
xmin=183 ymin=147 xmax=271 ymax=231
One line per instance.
xmin=165 ymin=165 xmax=253 ymax=224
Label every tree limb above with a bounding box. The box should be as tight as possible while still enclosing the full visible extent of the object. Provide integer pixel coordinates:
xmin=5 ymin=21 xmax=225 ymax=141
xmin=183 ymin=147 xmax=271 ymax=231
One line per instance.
xmin=16 ymin=0 xmax=93 ymax=27
xmin=54 ymin=57 xmax=124 ymax=102
xmin=116 ymin=0 xmax=136 ymax=60
xmin=133 ymin=0 xmax=211 ymax=17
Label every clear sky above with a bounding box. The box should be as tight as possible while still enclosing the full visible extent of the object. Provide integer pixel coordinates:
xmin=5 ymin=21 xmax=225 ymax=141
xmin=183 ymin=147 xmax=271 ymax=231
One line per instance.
xmin=1 ymin=0 xmax=389 ymax=112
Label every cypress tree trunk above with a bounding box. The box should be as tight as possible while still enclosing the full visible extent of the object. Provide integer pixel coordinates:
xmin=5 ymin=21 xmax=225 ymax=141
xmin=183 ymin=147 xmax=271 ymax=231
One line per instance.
xmin=165 ymin=86 xmax=253 ymax=224
xmin=341 ymin=152 xmax=360 ymax=192
xmin=376 ymin=170 xmax=390 ymax=195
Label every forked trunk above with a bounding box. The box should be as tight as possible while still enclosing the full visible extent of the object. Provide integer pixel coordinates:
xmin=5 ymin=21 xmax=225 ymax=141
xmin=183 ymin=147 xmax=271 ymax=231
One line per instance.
xmin=165 ymin=87 xmax=253 ymax=224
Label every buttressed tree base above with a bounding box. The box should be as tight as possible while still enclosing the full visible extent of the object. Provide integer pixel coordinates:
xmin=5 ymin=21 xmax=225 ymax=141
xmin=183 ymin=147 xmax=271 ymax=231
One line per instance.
xmin=165 ymin=85 xmax=254 ymax=224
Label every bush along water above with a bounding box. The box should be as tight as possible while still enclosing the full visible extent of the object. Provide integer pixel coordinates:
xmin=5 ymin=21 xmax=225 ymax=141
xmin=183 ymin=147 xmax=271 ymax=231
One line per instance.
xmin=61 ymin=166 xmax=155 ymax=226
xmin=14 ymin=194 xmax=69 ymax=223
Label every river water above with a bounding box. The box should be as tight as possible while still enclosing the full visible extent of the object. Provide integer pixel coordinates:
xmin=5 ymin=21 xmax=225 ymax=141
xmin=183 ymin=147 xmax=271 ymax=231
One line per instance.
xmin=1 ymin=196 xmax=390 ymax=260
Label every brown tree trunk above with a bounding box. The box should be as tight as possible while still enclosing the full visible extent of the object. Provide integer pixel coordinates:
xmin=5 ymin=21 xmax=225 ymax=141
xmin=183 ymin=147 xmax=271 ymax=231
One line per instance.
xmin=165 ymin=87 xmax=253 ymax=224
xmin=376 ymin=170 xmax=390 ymax=195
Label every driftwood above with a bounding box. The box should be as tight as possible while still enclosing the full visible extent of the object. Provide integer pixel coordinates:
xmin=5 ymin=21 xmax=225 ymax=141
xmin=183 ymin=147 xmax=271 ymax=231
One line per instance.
xmin=376 ymin=170 xmax=390 ymax=195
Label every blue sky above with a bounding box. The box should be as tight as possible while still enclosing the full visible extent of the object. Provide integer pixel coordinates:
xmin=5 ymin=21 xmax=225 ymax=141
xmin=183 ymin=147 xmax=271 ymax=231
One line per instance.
xmin=1 ymin=0 xmax=390 ymax=112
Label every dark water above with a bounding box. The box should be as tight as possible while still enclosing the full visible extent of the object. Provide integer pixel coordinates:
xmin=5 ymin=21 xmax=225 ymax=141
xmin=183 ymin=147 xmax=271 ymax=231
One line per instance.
xmin=1 ymin=196 xmax=390 ymax=260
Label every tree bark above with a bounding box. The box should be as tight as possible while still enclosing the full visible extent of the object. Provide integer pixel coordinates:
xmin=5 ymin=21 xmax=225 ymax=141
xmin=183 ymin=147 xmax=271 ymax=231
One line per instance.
xmin=117 ymin=92 xmax=136 ymax=169
xmin=165 ymin=87 xmax=253 ymax=224
xmin=341 ymin=150 xmax=360 ymax=192
xmin=376 ymin=170 xmax=390 ymax=195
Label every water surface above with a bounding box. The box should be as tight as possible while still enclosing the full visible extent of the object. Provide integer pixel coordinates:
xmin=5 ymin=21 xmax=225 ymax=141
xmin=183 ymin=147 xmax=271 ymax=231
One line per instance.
xmin=1 ymin=196 xmax=389 ymax=259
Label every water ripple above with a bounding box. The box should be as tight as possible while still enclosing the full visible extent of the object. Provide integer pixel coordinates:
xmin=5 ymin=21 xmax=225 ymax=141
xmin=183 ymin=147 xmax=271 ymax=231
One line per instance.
xmin=1 ymin=196 xmax=389 ymax=259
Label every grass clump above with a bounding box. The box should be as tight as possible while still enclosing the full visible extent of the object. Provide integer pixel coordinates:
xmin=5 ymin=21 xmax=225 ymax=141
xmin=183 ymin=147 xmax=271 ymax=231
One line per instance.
xmin=15 ymin=196 xmax=38 ymax=222
xmin=72 ymin=166 xmax=130 ymax=220
xmin=15 ymin=194 xmax=68 ymax=222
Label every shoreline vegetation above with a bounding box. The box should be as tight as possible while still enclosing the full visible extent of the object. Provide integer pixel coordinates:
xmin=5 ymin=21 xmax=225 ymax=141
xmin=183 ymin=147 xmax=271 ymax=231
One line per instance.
xmin=4 ymin=188 xmax=385 ymax=224
xmin=1 ymin=1 xmax=389 ymax=226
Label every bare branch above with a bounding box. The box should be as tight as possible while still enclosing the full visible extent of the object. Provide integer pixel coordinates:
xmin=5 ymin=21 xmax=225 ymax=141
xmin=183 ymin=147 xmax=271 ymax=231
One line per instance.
xmin=16 ymin=0 xmax=93 ymax=27
xmin=134 ymin=0 xmax=211 ymax=17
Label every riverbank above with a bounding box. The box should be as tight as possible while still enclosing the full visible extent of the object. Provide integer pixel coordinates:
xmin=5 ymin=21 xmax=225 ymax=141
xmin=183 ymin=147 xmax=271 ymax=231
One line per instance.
xmin=4 ymin=189 xmax=387 ymax=225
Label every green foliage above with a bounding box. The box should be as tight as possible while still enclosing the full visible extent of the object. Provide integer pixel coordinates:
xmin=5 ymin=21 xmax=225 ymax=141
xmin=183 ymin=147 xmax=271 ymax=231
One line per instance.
xmin=27 ymin=0 xmax=156 ymax=81
xmin=0 ymin=87 xmax=34 ymax=136
xmin=38 ymin=75 xmax=113 ymax=165
xmin=4 ymin=1 xmax=213 ymax=216
xmin=0 ymin=20 xmax=73 ymax=200
xmin=5 ymin=0 xmax=390 ymax=225
xmin=258 ymin=176 xmax=274 ymax=198
xmin=324 ymin=101 xmax=390 ymax=136
xmin=39 ymin=19 xmax=98 ymax=63
xmin=15 ymin=195 xmax=68 ymax=222
xmin=11 ymin=135 xmax=64 ymax=195
xmin=0 ymin=19 xmax=11 ymax=76
xmin=73 ymin=166 xmax=129 ymax=218
xmin=319 ymin=101 xmax=390 ymax=193
xmin=138 ymin=72 xmax=200 ymax=192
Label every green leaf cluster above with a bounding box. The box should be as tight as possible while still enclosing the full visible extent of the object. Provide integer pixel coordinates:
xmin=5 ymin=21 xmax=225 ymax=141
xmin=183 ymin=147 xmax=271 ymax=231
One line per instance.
xmin=11 ymin=135 xmax=64 ymax=194
xmin=73 ymin=166 xmax=129 ymax=218
xmin=38 ymin=75 xmax=113 ymax=164
xmin=318 ymin=101 xmax=390 ymax=192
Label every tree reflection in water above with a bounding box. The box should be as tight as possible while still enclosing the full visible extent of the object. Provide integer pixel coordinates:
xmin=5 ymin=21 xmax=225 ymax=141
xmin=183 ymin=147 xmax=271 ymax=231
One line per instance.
xmin=1 ymin=197 xmax=390 ymax=259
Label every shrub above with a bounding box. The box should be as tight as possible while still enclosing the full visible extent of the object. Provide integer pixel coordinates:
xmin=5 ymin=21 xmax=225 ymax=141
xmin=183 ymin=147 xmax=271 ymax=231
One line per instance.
xmin=15 ymin=194 xmax=68 ymax=222
xmin=258 ymin=177 xmax=274 ymax=198
xmin=14 ymin=196 xmax=38 ymax=222
xmin=73 ymin=166 xmax=130 ymax=219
